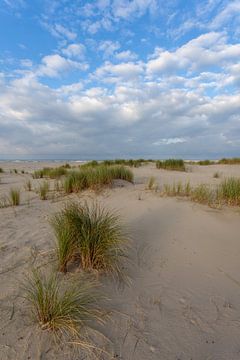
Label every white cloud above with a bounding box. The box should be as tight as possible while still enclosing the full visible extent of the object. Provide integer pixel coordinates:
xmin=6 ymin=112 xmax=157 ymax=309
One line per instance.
xmin=153 ymin=138 xmax=187 ymax=145
xmin=115 ymin=50 xmax=138 ymax=61
xmin=37 ymin=54 xmax=88 ymax=78
xmin=62 ymin=43 xmax=86 ymax=59
xmin=98 ymin=40 xmax=121 ymax=58
xmin=147 ymin=32 xmax=240 ymax=75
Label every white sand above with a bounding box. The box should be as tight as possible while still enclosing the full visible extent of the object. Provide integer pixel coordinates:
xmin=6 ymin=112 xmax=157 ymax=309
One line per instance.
xmin=1 ymin=162 xmax=240 ymax=359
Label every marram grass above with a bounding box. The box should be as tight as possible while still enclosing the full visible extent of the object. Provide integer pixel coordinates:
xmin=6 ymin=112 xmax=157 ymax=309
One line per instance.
xmin=9 ymin=188 xmax=20 ymax=206
xmin=64 ymin=165 xmax=133 ymax=193
xmin=23 ymin=269 xmax=105 ymax=354
xmin=51 ymin=201 xmax=128 ymax=277
xmin=161 ymin=177 xmax=240 ymax=207
xmin=156 ymin=159 xmax=186 ymax=171
xmin=39 ymin=181 xmax=50 ymax=200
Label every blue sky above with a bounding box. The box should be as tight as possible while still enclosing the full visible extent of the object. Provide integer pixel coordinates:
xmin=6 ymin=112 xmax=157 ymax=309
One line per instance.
xmin=0 ymin=0 xmax=240 ymax=159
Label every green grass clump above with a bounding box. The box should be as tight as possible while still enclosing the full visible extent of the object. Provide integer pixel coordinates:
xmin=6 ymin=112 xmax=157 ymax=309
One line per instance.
xmin=64 ymin=165 xmax=133 ymax=193
xmin=218 ymin=158 xmax=240 ymax=165
xmin=39 ymin=181 xmax=50 ymax=200
xmin=23 ymin=269 xmax=101 ymax=340
xmin=156 ymin=159 xmax=186 ymax=171
xmin=197 ymin=160 xmax=215 ymax=165
xmin=217 ymin=178 xmax=240 ymax=205
xmin=33 ymin=166 xmax=67 ymax=179
xmin=9 ymin=188 xmax=20 ymax=206
xmin=51 ymin=202 xmax=127 ymax=276
xmin=0 ymin=168 xmax=3 ymax=173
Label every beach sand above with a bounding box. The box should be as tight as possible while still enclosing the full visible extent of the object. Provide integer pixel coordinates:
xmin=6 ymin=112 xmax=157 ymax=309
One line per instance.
xmin=1 ymin=162 xmax=240 ymax=359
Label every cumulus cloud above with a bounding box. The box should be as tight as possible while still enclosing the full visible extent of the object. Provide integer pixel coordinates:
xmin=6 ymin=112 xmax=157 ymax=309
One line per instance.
xmin=62 ymin=43 xmax=86 ymax=59
xmin=37 ymin=54 xmax=88 ymax=78
xmin=147 ymin=32 xmax=240 ymax=75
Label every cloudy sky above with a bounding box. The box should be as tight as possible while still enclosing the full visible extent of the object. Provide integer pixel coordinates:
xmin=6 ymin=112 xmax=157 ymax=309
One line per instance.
xmin=0 ymin=0 xmax=240 ymax=159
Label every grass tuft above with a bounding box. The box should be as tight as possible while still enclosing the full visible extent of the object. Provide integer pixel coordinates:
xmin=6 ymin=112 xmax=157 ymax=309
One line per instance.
xmin=9 ymin=188 xmax=20 ymax=206
xmin=146 ymin=176 xmax=156 ymax=190
xmin=64 ymin=165 xmax=133 ymax=193
xmin=156 ymin=159 xmax=185 ymax=171
xmin=23 ymin=269 xmax=103 ymax=343
xmin=217 ymin=177 xmax=240 ymax=205
xmin=39 ymin=181 xmax=50 ymax=200
xmin=25 ymin=180 xmax=32 ymax=191
xmin=51 ymin=201 xmax=128 ymax=276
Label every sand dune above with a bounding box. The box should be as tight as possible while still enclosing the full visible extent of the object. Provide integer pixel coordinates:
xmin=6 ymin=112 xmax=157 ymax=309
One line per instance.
xmin=1 ymin=162 xmax=240 ymax=359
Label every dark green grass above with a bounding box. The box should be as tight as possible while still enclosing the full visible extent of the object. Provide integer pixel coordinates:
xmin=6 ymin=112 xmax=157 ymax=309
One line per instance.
xmin=51 ymin=201 xmax=128 ymax=276
xmin=156 ymin=159 xmax=186 ymax=171
xmin=0 ymin=167 xmax=3 ymax=173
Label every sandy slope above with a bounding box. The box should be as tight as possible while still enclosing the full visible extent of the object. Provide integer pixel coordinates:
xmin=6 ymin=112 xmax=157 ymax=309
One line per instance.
xmin=1 ymin=162 xmax=240 ymax=359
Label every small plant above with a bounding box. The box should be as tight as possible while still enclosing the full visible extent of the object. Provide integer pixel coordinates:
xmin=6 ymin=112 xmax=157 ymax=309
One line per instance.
xmin=0 ymin=167 xmax=3 ymax=173
xmin=13 ymin=168 xmax=18 ymax=174
xmin=51 ymin=202 xmax=128 ymax=276
xmin=23 ymin=269 xmax=103 ymax=346
xmin=25 ymin=180 xmax=32 ymax=191
xmin=39 ymin=181 xmax=49 ymax=200
xmin=213 ymin=172 xmax=220 ymax=179
xmin=147 ymin=176 xmax=156 ymax=190
xmin=9 ymin=188 xmax=20 ymax=206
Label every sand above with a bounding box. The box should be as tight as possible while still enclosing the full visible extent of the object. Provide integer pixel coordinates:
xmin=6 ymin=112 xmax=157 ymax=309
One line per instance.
xmin=1 ymin=162 xmax=240 ymax=359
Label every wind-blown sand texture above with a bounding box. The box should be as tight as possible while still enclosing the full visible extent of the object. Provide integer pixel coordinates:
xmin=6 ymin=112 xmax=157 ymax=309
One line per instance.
xmin=1 ymin=161 xmax=240 ymax=359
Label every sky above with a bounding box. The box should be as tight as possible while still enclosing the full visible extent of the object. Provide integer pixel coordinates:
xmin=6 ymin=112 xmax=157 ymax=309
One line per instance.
xmin=0 ymin=0 xmax=240 ymax=160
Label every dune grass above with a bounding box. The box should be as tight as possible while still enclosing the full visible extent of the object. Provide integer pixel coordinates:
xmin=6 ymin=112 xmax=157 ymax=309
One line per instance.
xmin=217 ymin=177 xmax=240 ymax=205
xmin=25 ymin=179 xmax=32 ymax=191
xmin=197 ymin=160 xmax=215 ymax=165
xmin=33 ymin=166 xmax=68 ymax=179
xmin=218 ymin=157 xmax=240 ymax=165
xmin=64 ymin=165 xmax=133 ymax=194
xmin=161 ymin=177 xmax=240 ymax=207
xmin=146 ymin=176 xmax=156 ymax=190
xmin=9 ymin=188 xmax=20 ymax=206
xmin=0 ymin=167 xmax=3 ymax=173
xmin=51 ymin=202 xmax=128 ymax=276
xmin=23 ymin=269 xmax=102 ymax=344
xmin=39 ymin=181 xmax=50 ymax=200
xmin=156 ymin=159 xmax=186 ymax=171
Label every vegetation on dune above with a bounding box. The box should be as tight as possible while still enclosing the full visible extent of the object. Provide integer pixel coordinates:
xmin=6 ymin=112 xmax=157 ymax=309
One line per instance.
xmin=23 ymin=269 xmax=104 ymax=349
xmin=33 ymin=166 xmax=68 ymax=179
xmin=218 ymin=158 xmax=240 ymax=165
xmin=24 ymin=180 xmax=32 ymax=191
xmin=196 ymin=160 xmax=215 ymax=165
xmin=156 ymin=159 xmax=186 ymax=171
xmin=64 ymin=165 xmax=133 ymax=193
xmin=51 ymin=201 xmax=128 ymax=276
xmin=161 ymin=177 xmax=240 ymax=207
xmin=9 ymin=188 xmax=20 ymax=206
xmin=39 ymin=181 xmax=50 ymax=200
xmin=217 ymin=177 xmax=240 ymax=205
xmin=0 ymin=167 xmax=3 ymax=173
